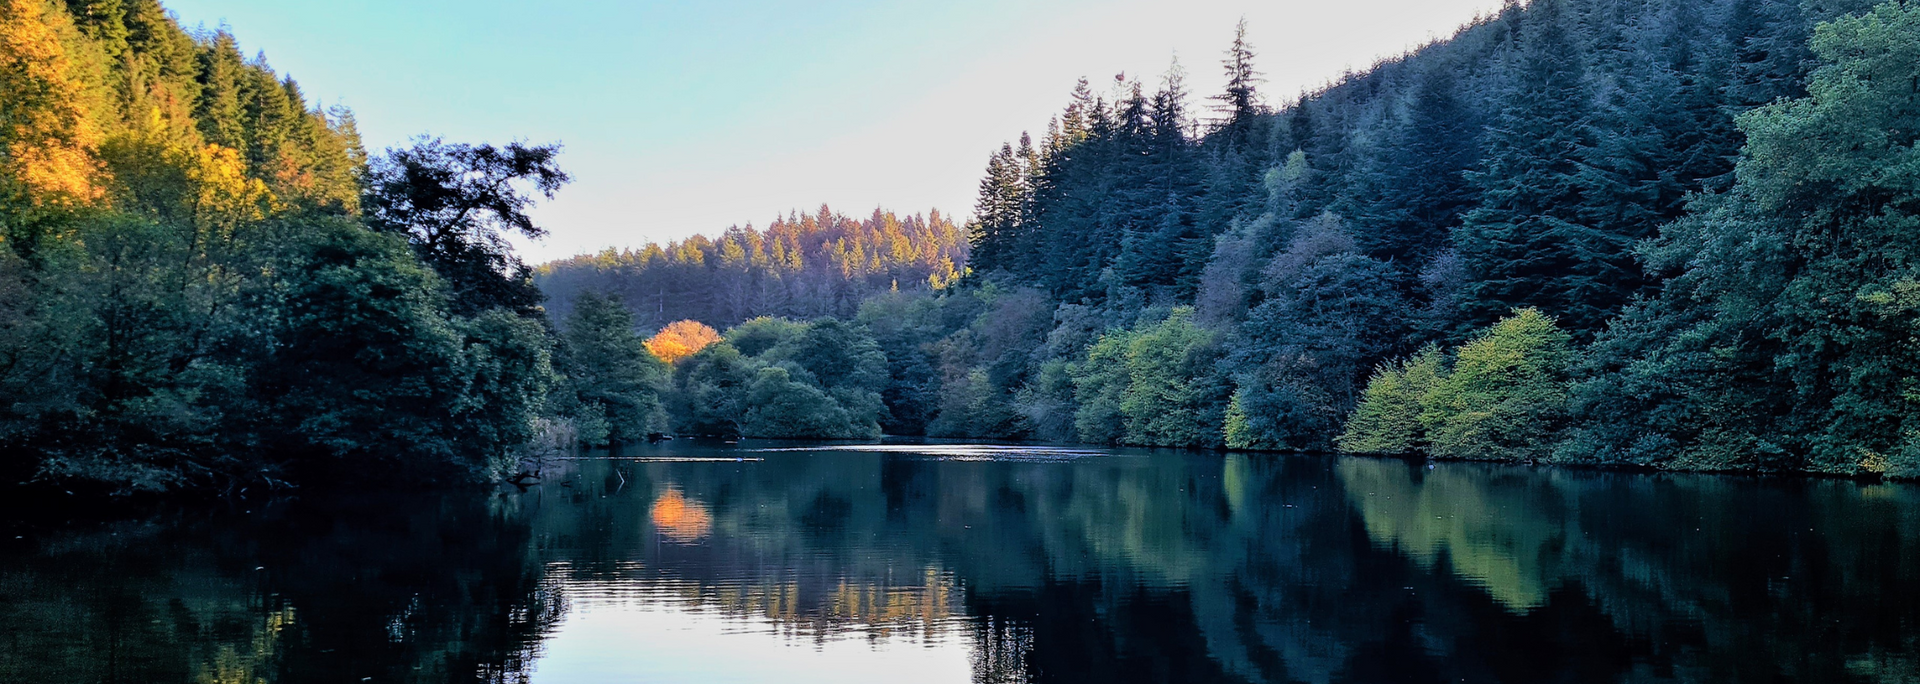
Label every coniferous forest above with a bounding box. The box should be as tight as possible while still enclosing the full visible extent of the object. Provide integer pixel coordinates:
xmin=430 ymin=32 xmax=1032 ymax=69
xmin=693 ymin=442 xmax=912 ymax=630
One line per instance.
xmin=535 ymin=207 xmax=967 ymax=329
xmin=8 ymin=0 xmax=1920 ymax=495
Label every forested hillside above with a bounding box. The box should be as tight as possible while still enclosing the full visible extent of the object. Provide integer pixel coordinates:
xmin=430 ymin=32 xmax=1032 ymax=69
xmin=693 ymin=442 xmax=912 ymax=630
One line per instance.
xmin=0 ymin=0 xmax=630 ymax=492
xmin=536 ymin=206 xmax=965 ymax=329
xmin=12 ymin=0 xmax=1920 ymax=491
xmin=643 ymin=0 xmax=1920 ymax=479
xmin=938 ymin=0 xmax=1920 ymax=476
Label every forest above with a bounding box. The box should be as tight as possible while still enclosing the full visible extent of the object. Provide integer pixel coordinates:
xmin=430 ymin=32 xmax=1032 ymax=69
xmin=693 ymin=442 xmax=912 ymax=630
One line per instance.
xmin=535 ymin=207 xmax=966 ymax=329
xmin=568 ymin=0 xmax=1920 ymax=480
xmin=6 ymin=0 xmax=1920 ymax=495
xmin=0 ymin=0 xmax=617 ymax=492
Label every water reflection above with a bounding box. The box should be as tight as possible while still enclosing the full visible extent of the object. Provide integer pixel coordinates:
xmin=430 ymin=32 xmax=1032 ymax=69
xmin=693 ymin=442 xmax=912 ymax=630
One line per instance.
xmin=2 ymin=442 xmax=1918 ymax=683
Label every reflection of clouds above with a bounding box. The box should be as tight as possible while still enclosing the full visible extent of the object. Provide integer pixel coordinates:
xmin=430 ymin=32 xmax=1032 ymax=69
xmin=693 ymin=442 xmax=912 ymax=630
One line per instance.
xmin=530 ymin=595 xmax=981 ymax=684
xmin=554 ymin=566 xmax=970 ymax=643
xmin=650 ymin=489 xmax=713 ymax=543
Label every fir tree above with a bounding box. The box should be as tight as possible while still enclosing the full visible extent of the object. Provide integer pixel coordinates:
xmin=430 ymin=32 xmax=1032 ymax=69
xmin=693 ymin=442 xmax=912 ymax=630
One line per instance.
xmin=1453 ymin=0 xmax=1631 ymax=336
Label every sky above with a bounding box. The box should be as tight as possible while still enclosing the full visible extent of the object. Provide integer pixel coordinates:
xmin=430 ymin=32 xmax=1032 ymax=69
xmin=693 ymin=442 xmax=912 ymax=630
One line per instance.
xmin=159 ymin=0 xmax=1511 ymax=263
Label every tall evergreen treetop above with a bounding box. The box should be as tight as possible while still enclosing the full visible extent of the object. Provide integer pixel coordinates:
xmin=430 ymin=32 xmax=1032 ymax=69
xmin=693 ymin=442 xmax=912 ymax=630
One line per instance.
xmin=1213 ymin=18 xmax=1264 ymax=147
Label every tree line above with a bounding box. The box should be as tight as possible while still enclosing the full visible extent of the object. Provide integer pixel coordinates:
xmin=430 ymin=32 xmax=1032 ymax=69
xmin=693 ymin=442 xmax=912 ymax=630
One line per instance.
xmin=584 ymin=0 xmax=1920 ymax=480
xmin=12 ymin=0 xmax=1920 ymax=492
xmin=0 ymin=0 xmax=665 ymax=493
xmin=535 ymin=206 xmax=967 ymax=330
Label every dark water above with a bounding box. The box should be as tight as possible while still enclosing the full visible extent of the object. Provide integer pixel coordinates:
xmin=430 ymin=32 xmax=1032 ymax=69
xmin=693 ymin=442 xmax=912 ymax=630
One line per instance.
xmin=4 ymin=442 xmax=1919 ymax=683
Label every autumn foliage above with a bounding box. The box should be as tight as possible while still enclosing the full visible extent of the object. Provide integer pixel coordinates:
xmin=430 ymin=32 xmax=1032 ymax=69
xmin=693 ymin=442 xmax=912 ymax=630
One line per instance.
xmin=644 ymin=320 xmax=721 ymax=365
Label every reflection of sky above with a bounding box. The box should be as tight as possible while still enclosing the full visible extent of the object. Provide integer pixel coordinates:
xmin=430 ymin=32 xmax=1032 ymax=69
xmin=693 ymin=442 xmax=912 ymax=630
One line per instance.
xmin=529 ymin=596 xmax=975 ymax=683
xmin=753 ymin=443 xmax=1121 ymax=461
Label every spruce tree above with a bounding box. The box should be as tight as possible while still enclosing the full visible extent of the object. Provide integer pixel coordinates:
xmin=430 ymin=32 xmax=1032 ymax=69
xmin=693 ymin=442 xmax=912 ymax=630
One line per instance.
xmin=1348 ymin=66 xmax=1480 ymax=263
xmin=1453 ymin=0 xmax=1630 ymax=336
xmin=1213 ymin=18 xmax=1263 ymax=146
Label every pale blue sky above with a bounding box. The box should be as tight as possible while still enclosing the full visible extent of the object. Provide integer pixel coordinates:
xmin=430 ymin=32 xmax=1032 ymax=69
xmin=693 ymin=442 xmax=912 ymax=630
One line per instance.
xmin=160 ymin=0 xmax=1508 ymax=262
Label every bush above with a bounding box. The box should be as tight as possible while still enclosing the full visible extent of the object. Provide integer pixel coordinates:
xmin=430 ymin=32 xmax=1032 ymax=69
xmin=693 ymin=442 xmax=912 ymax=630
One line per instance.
xmin=1419 ymin=308 xmax=1572 ymax=461
xmin=1071 ymin=308 xmax=1227 ymax=448
xmin=1334 ymin=310 xmax=1572 ymax=461
xmin=740 ymin=366 xmax=867 ymax=439
xmin=1334 ymin=345 xmax=1445 ymax=454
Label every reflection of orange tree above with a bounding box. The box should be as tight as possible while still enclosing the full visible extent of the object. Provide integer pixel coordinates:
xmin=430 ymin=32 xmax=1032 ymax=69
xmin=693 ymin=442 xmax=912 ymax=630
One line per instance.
xmin=649 ymin=489 xmax=713 ymax=542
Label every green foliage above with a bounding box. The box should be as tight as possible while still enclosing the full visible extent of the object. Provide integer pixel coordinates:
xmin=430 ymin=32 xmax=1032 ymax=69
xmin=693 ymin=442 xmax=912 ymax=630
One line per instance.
xmin=1564 ymin=0 xmax=1920 ymax=475
xmin=362 ymin=139 xmax=569 ymax=317
xmin=449 ymin=308 xmax=556 ymax=477
xmin=855 ymin=291 xmax=949 ymax=435
xmin=1333 ymin=346 xmax=1446 ymax=454
xmin=1071 ymin=308 xmax=1226 ymax=448
xmin=1220 ymin=216 xmax=1412 ymax=450
xmin=251 ymin=221 xmax=465 ymax=476
xmin=1334 ymin=310 xmax=1571 ymax=461
xmin=1451 ymin=0 xmax=1637 ymax=337
xmin=19 ymin=0 xmax=1920 ymax=488
xmin=666 ymin=342 xmax=755 ymax=438
xmin=1070 ymin=326 xmax=1133 ymax=445
xmin=561 ymin=291 xmax=667 ymax=445
xmin=740 ymin=366 xmax=865 ymax=439
xmin=0 ymin=3 xmax=567 ymax=491
xmin=665 ymin=316 xmax=890 ymax=440
xmin=924 ymin=286 xmax=1053 ymax=439
xmin=725 ymin=316 xmax=809 ymax=357
xmin=1420 ymin=309 xmax=1572 ymax=461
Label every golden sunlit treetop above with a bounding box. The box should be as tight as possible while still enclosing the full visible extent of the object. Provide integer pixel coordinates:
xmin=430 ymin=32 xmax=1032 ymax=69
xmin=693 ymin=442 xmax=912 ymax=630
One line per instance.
xmin=0 ymin=0 xmax=108 ymax=209
xmin=645 ymin=319 xmax=721 ymax=365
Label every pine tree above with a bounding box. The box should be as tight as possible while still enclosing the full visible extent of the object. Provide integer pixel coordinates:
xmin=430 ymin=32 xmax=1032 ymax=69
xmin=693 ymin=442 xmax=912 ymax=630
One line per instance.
xmin=1347 ymin=66 xmax=1481 ymax=264
xmin=563 ymin=292 xmax=669 ymax=443
xmin=1213 ymin=18 xmax=1263 ymax=145
xmin=193 ymin=31 xmax=245 ymax=150
xmin=1453 ymin=0 xmax=1630 ymax=336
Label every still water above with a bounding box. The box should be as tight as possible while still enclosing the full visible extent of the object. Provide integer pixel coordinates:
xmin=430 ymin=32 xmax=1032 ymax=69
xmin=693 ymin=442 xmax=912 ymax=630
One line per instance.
xmin=4 ymin=441 xmax=1919 ymax=683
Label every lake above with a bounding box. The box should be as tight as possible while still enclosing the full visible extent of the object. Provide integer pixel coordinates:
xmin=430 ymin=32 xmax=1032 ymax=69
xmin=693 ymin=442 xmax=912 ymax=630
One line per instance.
xmin=3 ymin=441 xmax=1917 ymax=683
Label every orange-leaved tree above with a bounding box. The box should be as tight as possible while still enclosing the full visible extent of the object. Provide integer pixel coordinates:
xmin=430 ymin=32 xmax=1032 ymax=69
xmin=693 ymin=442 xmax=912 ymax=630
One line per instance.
xmin=645 ymin=320 xmax=720 ymax=365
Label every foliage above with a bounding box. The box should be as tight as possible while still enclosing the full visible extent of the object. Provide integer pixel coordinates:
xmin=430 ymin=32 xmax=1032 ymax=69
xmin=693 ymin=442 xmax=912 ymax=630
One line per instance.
xmin=1336 ymin=311 xmax=1571 ymax=461
xmin=664 ymin=317 xmax=889 ymax=440
xmin=0 ymin=1 xmax=564 ymax=492
xmin=362 ymin=139 xmax=568 ymax=316
xmin=1332 ymin=345 xmax=1446 ymax=454
xmin=644 ymin=319 xmax=720 ymax=365
xmin=562 ymin=292 xmax=667 ymax=445
xmin=1419 ymin=309 xmax=1572 ymax=461
xmin=15 ymin=0 xmax=1920 ymax=485
xmin=536 ymin=206 xmax=966 ymax=329
xmin=665 ymin=342 xmax=755 ymax=438
xmin=1070 ymin=308 xmax=1226 ymax=448
xmin=1220 ymin=215 xmax=1412 ymax=451
xmin=1561 ymin=0 xmax=1920 ymax=476
xmin=740 ymin=366 xmax=861 ymax=439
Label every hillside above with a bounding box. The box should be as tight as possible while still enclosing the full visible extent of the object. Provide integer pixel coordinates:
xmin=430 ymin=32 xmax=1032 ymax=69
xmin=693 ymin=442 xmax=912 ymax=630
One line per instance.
xmin=536 ymin=206 xmax=965 ymax=329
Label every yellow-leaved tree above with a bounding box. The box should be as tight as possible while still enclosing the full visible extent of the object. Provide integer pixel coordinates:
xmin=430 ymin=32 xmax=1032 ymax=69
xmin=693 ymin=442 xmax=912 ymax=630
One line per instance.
xmin=646 ymin=320 xmax=722 ymax=365
xmin=0 ymin=0 xmax=106 ymax=214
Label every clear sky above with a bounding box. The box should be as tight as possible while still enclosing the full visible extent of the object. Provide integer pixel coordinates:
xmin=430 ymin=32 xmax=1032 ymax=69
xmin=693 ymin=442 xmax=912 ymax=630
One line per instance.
xmin=158 ymin=0 xmax=1509 ymax=263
